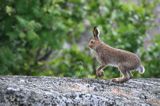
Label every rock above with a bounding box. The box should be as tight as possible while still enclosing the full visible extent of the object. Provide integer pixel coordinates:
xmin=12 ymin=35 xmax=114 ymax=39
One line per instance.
xmin=0 ymin=76 xmax=160 ymax=106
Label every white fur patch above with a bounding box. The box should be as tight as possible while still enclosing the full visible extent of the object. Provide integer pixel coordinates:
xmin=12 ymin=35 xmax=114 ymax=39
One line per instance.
xmin=90 ymin=49 xmax=102 ymax=64
xmin=90 ymin=49 xmax=96 ymax=57
xmin=108 ymin=63 xmax=118 ymax=67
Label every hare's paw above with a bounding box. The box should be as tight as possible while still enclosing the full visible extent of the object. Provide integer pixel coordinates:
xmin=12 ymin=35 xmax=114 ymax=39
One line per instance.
xmin=112 ymin=77 xmax=129 ymax=83
xmin=96 ymin=70 xmax=104 ymax=77
xmin=111 ymin=78 xmax=119 ymax=82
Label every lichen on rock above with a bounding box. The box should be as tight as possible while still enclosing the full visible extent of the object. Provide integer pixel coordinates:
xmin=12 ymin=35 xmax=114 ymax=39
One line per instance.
xmin=0 ymin=76 xmax=160 ymax=106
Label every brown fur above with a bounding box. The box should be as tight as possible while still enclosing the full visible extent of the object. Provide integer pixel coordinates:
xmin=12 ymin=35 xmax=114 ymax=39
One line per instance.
xmin=88 ymin=26 xmax=144 ymax=83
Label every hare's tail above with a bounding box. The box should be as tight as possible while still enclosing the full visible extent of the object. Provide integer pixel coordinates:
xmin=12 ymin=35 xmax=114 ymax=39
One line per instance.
xmin=136 ymin=65 xmax=145 ymax=74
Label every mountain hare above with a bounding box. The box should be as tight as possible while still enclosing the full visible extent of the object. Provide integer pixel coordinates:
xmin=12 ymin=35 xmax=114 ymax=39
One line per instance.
xmin=88 ymin=26 xmax=145 ymax=83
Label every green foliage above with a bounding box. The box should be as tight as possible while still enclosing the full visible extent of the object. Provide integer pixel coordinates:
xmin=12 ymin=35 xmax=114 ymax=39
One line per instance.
xmin=0 ymin=0 xmax=160 ymax=78
xmin=138 ymin=34 xmax=160 ymax=78
xmin=43 ymin=45 xmax=94 ymax=78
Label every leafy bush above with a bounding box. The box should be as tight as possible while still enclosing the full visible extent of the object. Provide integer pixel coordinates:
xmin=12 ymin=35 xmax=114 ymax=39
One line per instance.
xmin=0 ymin=0 xmax=160 ymax=78
xmin=40 ymin=45 xmax=94 ymax=78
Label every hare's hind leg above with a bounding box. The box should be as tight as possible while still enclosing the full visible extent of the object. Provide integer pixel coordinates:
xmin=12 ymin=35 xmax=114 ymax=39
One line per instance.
xmin=112 ymin=71 xmax=129 ymax=83
xmin=112 ymin=66 xmax=131 ymax=83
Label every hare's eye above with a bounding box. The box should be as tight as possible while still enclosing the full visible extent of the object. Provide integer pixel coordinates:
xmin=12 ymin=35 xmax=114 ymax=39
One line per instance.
xmin=90 ymin=40 xmax=94 ymax=43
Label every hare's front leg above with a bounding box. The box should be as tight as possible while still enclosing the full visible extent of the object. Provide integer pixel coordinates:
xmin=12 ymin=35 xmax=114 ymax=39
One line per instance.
xmin=112 ymin=66 xmax=132 ymax=83
xmin=96 ymin=64 xmax=106 ymax=77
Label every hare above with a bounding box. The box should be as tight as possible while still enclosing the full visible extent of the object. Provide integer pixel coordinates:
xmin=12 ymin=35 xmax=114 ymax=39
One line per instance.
xmin=88 ymin=26 xmax=145 ymax=83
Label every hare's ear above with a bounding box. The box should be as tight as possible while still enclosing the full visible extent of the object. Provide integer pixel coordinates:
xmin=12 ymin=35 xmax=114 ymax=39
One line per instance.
xmin=93 ymin=26 xmax=100 ymax=40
